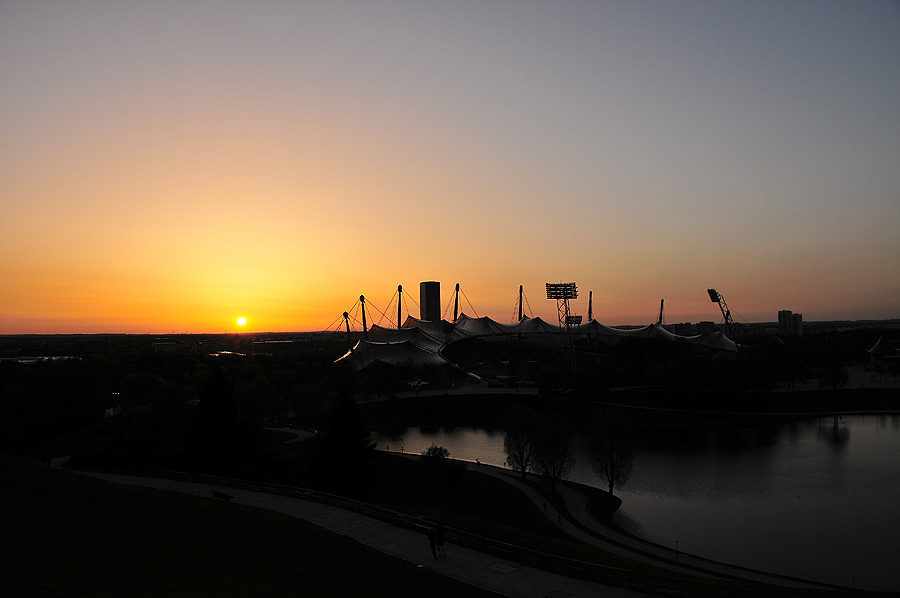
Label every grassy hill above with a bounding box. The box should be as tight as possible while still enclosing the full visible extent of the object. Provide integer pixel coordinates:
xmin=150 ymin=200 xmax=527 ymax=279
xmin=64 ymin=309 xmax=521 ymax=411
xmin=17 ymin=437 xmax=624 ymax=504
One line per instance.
xmin=0 ymin=456 xmax=503 ymax=598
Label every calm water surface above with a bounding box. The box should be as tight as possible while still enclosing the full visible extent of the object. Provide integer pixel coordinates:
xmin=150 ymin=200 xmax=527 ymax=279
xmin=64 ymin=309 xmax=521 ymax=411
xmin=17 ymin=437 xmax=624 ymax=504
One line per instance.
xmin=373 ymin=414 xmax=900 ymax=591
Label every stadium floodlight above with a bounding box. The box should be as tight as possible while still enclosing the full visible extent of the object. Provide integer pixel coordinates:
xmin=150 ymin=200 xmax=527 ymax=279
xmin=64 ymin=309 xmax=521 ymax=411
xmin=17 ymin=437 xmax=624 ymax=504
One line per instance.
xmin=546 ymin=282 xmax=580 ymax=373
xmin=546 ymin=282 xmax=578 ymax=300
xmin=707 ymin=288 xmax=736 ymax=337
xmin=546 ymin=282 xmax=578 ymax=330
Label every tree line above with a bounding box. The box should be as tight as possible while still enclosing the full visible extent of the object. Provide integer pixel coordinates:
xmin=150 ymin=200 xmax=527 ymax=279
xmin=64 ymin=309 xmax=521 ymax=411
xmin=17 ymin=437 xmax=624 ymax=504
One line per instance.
xmin=502 ymin=405 xmax=634 ymax=496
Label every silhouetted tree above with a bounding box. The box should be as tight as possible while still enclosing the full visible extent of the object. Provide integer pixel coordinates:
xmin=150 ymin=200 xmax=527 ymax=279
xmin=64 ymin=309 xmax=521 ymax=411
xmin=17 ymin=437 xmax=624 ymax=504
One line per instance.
xmin=535 ymin=364 xmax=564 ymax=391
xmin=187 ymin=364 xmax=252 ymax=474
xmin=325 ymin=360 xmax=358 ymax=395
xmin=421 ymin=443 xmax=449 ymax=465
xmin=588 ymin=409 xmax=634 ymax=496
xmin=358 ymin=361 xmax=406 ymax=401
xmin=314 ymin=393 xmax=377 ymax=500
xmin=120 ymin=373 xmax=167 ymax=410
xmin=502 ymin=405 xmax=540 ymax=480
xmin=816 ymin=336 xmax=850 ymax=390
xmin=532 ymin=415 xmax=575 ymax=493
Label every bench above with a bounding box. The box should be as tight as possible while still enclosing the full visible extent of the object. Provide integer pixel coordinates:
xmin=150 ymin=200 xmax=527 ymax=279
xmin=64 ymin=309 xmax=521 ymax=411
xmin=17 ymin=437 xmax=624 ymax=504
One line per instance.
xmin=211 ymin=490 xmax=234 ymax=501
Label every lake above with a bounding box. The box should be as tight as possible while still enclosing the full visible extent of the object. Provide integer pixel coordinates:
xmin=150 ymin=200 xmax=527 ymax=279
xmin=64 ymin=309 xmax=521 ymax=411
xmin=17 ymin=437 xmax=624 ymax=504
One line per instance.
xmin=372 ymin=414 xmax=900 ymax=591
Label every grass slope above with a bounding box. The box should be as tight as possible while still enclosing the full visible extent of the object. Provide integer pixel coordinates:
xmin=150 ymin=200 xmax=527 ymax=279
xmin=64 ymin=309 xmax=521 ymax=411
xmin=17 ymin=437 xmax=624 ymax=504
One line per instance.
xmin=0 ymin=456 xmax=502 ymax=598
xmin=373 ymin=452 xmax=672 ymax=572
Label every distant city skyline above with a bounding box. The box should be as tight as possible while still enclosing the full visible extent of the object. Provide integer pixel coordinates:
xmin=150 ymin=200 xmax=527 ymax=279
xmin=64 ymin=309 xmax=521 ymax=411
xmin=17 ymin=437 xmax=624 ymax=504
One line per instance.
xmin=2 ymin=1 xmax=898 ymax=334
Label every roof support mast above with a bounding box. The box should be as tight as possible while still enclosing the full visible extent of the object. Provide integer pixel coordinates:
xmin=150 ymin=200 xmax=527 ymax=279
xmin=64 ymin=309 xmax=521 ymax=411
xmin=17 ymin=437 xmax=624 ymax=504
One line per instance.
xmin=587 ymin=290 xmax=594 ymax=343
xmin=517 ymin=284 xmax=524 ymax=342
xmin=518 ymin=285 xmax=524 ymax=322
xmin=343 ymin=311 xmax=352 ymax=346
xmin=397 ymin=285 xmax=403 ymax=329
xmin=360 ymin=295 xmax=368 ymax=340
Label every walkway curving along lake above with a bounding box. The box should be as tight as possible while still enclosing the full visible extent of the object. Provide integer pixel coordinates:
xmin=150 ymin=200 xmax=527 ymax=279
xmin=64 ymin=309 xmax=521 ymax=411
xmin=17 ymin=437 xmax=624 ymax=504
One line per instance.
xmin=373 ymin=413 xmax=900 ymax=592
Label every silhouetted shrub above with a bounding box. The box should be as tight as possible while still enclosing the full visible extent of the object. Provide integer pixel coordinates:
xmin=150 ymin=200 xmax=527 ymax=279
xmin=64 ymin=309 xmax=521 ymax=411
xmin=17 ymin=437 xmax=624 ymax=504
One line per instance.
xmin=421 ymin=443 xmax=449 ymax=466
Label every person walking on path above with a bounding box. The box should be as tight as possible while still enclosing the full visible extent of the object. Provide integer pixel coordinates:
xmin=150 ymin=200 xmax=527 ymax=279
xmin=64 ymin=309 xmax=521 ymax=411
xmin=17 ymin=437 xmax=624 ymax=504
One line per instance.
xmin=436 ymin=523 xmax=446 ymax=557
xmin=428 ymin=527 xmax=438 ymax=561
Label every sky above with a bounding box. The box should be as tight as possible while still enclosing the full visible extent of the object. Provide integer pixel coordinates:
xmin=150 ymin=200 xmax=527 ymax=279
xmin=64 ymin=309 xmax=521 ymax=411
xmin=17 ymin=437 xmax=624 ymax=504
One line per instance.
xmin=2 ymin=1 xmax=899 ymax=334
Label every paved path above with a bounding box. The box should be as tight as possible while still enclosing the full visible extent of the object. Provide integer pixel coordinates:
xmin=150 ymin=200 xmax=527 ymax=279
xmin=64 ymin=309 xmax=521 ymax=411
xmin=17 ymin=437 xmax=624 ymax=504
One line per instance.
xmin=465 ymin=461 xmax=839 ymax=591
xmin=264 ymin=426 xmax=316 ymax=442
xmin=56 ymin=455 xmax=839 ymax=595
xmin=66 ymin=466 xmax=642 ymax=598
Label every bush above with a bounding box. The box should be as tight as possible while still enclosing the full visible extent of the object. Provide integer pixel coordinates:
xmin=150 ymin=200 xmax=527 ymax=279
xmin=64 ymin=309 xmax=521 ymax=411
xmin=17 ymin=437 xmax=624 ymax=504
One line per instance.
xmin=421 ymin=443 xmax=449 ymax=465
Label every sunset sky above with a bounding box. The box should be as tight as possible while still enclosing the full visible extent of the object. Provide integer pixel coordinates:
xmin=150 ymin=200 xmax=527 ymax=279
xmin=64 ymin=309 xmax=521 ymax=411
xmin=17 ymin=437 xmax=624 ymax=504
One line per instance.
xmin=2 ymin=1 xmax=898 ymax=334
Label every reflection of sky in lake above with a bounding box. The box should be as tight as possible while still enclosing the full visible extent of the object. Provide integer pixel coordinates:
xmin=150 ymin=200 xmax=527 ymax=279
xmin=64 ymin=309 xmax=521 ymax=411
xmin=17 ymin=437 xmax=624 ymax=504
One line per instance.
xmin=375 ymin=426 xmax=505 ymax=465
xmin=373 ymin=415 xmax=900 ymax=591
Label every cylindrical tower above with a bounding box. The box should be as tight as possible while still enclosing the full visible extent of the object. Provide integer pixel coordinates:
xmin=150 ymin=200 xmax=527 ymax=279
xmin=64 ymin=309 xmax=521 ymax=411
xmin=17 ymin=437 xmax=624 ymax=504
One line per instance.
xmin=420 ymin=281 xmax=441 ymax=321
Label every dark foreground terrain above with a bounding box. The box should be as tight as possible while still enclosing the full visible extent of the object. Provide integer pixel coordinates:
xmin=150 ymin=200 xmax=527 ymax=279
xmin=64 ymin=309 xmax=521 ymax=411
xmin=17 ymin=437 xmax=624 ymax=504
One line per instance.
xmin=0 ymin=456 xmax=505 ymax=598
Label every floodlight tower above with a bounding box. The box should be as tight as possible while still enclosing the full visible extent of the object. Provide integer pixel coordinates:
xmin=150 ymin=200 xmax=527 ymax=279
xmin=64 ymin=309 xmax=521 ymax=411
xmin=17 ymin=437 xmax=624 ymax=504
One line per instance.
xmin=546 ymin=282 xmax=578 ymax=330
xmin=707 ymin=288 xmax=736 ymax=336
xmin=547 ymin=282 xmax=579 ymax=373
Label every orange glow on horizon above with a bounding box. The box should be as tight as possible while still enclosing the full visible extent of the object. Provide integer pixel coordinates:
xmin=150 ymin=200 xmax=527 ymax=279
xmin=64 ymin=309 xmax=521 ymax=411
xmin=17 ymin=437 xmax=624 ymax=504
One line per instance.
xmin=2 ymin=261 xmax=898 ymax=335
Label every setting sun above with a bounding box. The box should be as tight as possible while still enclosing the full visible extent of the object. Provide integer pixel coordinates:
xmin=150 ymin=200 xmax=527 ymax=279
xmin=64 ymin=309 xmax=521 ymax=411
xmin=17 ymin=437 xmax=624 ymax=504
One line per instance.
xmin=237 ymin=317 xmax=247 ymax=326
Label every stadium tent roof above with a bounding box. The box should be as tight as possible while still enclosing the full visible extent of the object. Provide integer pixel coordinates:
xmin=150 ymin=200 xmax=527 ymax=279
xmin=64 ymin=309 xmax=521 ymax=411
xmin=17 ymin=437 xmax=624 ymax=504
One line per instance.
xmin=576 ymin=321 xmax=680 ymax=342
xmin=454 ymin=314 xmax=519 ymax=337
xmin=401 ymin=316 xmax=470 ymax=345
xmin=868 ymin=336 xmax=887 ymax=356
xmin=515 ymin=316 xmax=560 ymax=334
xmin=366 ymin=322 xmax=446 ymax=353
xmin=868 ymin=336 xmax=900 ymax=361
xmin=336 ymin=313 xmax=738 ymax=369
xmin=337 ymin=339 xmax=447 ymax=369
xmin=684 ymin=330 xmax=739 ymax=352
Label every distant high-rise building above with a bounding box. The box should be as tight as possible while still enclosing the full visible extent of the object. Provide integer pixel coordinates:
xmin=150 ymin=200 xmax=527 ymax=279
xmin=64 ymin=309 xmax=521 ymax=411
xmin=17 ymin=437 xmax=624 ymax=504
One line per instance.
xmin=778 ymin=310 xmax=803 ymax=335
xmin=778 ymin=310 xmax=791 ymax=334
xmin=420 ymin=281 xmax=441 ymax=321
xmin=698 ymin=321 xmax=716 ymax=333
xmin=672 ymin=322 xmax=693 ymax=336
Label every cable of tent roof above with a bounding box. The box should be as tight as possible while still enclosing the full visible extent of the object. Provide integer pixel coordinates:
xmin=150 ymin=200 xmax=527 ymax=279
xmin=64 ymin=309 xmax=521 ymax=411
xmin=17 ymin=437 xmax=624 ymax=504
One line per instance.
xmin=377 ymin=289 xmax=400 ymax=328
xmin=509 ymin=286 xmax=536 ymax=323
xmin=522 ymin=289 xmax=535 ymax=320
xmin=460 ymin=286 xmax=479 ymax=318
xmin=325 ymin=297 xmax=360 ymax=334
xmin=442 ymin=292 xmax=457 ymax=321
xmin=364 ymin=298 xmax=391 ymax=328
xmin=404 ymin=288 xmax=421 ymax=315
xmin=323 ymin=312 xmax=345 ymax=334
xmin=508 ymin=297 xmax=520 ymax=324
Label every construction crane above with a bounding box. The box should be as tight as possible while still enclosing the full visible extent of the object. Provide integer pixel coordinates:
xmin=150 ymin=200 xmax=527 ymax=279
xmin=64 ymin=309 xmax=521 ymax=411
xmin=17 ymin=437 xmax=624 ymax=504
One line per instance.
xmin=707 ymin=288 xmax=736 ymax=337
